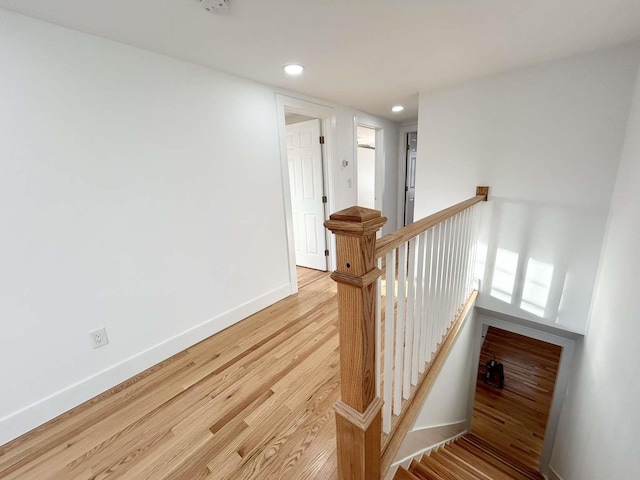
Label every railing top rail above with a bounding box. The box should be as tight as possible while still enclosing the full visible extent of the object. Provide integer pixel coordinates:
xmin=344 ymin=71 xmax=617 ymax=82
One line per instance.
xmin=375 ymin=190 xmax=488 ymax=259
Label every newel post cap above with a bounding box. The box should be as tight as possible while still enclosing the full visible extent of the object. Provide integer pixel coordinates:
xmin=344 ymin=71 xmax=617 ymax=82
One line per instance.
xmin=324 ymin=206 xmax=387 ymax=236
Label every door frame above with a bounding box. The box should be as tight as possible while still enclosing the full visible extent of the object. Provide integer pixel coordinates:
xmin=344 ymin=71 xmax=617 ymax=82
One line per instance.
xmin=276 ymin=94 xmax=336 ymax=294
xmin=353 ymin=116 xmax=384 ymax=214
xmin=467 ymin=309 xmax=577 ymax=475
xmin=397 ymin=123 xmax=418 ymax=229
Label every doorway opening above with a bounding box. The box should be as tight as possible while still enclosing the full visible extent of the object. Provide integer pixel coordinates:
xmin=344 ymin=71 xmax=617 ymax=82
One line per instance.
xmin=404 ymin=131 xmax=417 ymax=226
xmin=285 ymin=112 xmax=328 ymax=276
xmin=356 ymin=125 xmax=376 ymax=209
xmin=276 ymin=95 xmax=336 ymax=294
xmin=471 ymin=326 xmax=562 ymax=475
xmin=354 ymin=120 xmax=384 ymax=222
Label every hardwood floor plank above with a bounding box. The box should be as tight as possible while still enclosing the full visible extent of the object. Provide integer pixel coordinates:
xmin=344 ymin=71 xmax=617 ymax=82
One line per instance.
xmin=0 ymin=355 xmax=194 ymax=474
xmin=1 ymin=272 xmax=340 ymax=480
xmin=296 ymin=266 xmax=327 ymax=289
xmin=251 ymin=379 xmax=339 ymax=480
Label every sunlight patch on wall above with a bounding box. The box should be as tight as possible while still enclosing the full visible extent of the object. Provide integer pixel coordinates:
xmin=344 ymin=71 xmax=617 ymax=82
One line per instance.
xmin=490 ymin=248 xmax=519 ymax=303
xmin=520 ymin=258 xmax=554 ymax=317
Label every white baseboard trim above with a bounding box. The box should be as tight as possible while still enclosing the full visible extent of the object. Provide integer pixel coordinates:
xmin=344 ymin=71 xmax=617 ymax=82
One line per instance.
xmin=0 ymin=283 xmax=291 ymax=446
xmin=547 ymin=466 xmax=564 ymax=480
xmin=391 ymin=421 xmax=468 ymax=468
xmin=412 ymin=419 xmax=468 ymax=431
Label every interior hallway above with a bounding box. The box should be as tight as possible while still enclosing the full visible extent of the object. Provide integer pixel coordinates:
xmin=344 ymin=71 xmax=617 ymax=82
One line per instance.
xmin=0 ymin=268 xmax=339 ymax=480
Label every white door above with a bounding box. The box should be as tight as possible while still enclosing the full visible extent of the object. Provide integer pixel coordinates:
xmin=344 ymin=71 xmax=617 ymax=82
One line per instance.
xmin=404 ymin=132 xmax=417 ymax=226
xmin=286 ymin=119 xmax=327 ymax=271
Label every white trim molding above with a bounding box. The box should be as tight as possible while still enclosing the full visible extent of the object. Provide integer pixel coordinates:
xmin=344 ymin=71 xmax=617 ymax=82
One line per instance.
xmin=548 ymin=466 xmax=565 ymax=480
xmin=390 ymin=421 xmax=468 ymax=471
xmin=275 ymin=94 xmax=338 ymax=289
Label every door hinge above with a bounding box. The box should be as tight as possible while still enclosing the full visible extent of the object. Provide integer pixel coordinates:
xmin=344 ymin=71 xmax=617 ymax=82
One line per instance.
xmin=322 ymin=195 xmax=327 ymax=204
xmin=319 ymin=136 xmax=325 ymax=145
xmin=324 ymin=249 xmax=329 ymax=257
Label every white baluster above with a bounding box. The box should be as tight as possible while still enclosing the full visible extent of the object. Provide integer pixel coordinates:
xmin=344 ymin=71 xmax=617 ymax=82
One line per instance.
xmin=376 ymin=256 xmax=382 ymax=399
xmin=457 ymin=209 xmax=467 ymax=305
xmin=457 ymin=211 xmax=466 ymax=310
xmin=454 ymin=211 xmax=463 ymax=311
xmin=471 ymin=203 xmax=481 ymax=291
xmin=463 ymin=207 xmax=473 ymax=298
xmin=420 ymin=227 xmax=434 ymax=371
xmin=412 ymin=232 xmax=426 ymax=383
xmin=394 ymin=243 xmax=407 ymax=415
xmin=450 ymin=215 xmax=459 ymax=326
xmin=383 ymin=250 xmax=395 ymax=434
xmin=450 ymin=213 xmax=461 ymax=320
xmin=403 ymin=237 xmax=417 ymax=398
xmin=434 ymin=222 xmax=445 ymax=354
xmin=461 ymin=210 xmax=469 ymax=305
xmin=442 ymin=218 xmax=451 ymax=337
xmin=448 ymin=216 xmax=457 ymax=328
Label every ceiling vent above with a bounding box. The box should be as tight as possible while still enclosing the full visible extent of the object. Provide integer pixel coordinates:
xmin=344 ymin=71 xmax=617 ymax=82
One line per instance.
xmin=201 ymin=0 xmax=230 ymax=12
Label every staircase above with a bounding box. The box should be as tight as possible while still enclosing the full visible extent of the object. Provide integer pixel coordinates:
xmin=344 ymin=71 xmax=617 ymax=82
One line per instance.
xmin=393 ymin=434 xmax=544 ymax=480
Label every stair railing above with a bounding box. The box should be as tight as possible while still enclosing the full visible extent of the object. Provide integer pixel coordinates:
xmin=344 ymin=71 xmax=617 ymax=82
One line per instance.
xmin=325 ymin=186 xmax=488 ymax=480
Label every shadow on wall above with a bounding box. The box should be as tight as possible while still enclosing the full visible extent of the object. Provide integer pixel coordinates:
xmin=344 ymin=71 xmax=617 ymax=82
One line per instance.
xmin=473 ymin=196 xmax=608 ymax=334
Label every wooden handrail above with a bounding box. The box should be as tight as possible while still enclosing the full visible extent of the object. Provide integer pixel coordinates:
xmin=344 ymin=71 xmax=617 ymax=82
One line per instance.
xmin=376 ymin=187 xmax=488 ymax=259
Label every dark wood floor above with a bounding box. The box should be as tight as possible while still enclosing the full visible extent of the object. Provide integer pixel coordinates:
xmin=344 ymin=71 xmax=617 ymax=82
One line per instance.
xmin=0 ymin=267 xmax=339 ymax=480
xmin=471 ymin=326 xmax=562 ymax=473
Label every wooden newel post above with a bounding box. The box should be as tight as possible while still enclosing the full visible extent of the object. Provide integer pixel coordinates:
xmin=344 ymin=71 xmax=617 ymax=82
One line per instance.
xmin=325 ymin=206 xmax=387 ymax=480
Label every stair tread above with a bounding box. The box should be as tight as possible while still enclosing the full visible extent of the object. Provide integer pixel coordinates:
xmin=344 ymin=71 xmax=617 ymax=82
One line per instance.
xmin=424 ymin=449 xmax=482 ymax=479
xmin=435 ymin=448 xmax=494 ymax=480
xmin=397 ymin=434 xmax=545 ymax=480
xmin=393 ymin=466 xmax=421 ymax=480
xmin=463 ymin=433 xmax=544 ymax=480
xmin=445 ymin=442 xmax=515 ymax=480
xmin=415 ymin=453 xmax=460 ymax=480
xmin=456 ymin=439 xmax=533 ymax=480
xmin=457 ymin=436 xmax=542 ymax=480
xmin=409 ymin=458 xmax=445 ymax=480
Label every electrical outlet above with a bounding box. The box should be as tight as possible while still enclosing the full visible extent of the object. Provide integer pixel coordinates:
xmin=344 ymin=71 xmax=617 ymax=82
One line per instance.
xmin=90 ymin=327 xmax=109 ymax=349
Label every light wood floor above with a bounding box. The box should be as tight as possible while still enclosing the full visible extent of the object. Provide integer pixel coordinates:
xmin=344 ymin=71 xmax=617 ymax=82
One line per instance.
xmin=471 ymin=326 xmax=562 ymax=473
xmin=0 ymin=267 xmax=339 ymax=480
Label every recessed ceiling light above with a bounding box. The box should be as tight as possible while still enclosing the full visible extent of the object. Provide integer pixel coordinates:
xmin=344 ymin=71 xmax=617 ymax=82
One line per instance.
xmin=283 ymin=64 xmax=304 ymax=76
xmin=392 ymin=105 xmax=405 ymax=113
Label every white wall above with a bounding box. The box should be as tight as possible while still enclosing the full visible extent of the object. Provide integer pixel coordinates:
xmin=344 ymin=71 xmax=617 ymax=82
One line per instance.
xmin=412 ymin=309 xmax=477 ymax=429
xmin=550 ymin=59 xmax=640 ymax=480
xmin=0 ymin=10 xmax=399 ymax=444
xmin=415 ymin=44 xmax=640 ymax=333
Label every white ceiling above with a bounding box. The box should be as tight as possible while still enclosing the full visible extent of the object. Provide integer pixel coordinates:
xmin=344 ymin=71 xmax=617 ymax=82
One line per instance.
xmin=2 ymin=0 xmax=640 ymax=122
